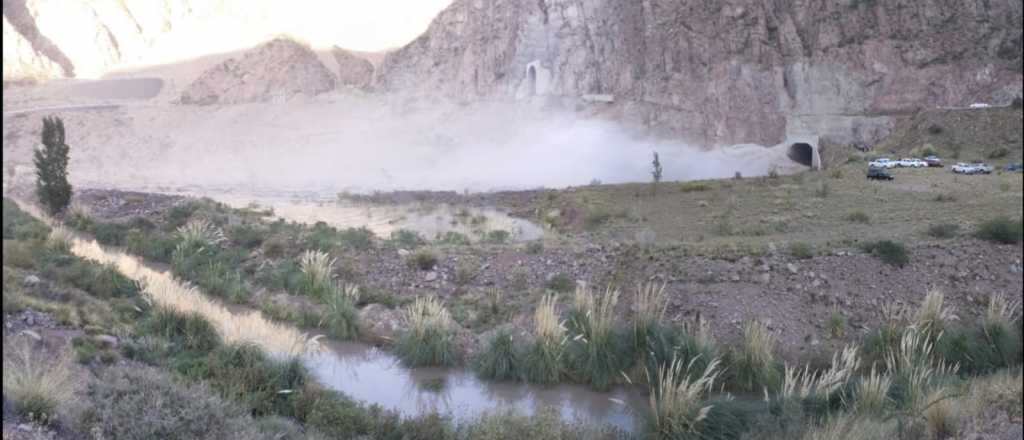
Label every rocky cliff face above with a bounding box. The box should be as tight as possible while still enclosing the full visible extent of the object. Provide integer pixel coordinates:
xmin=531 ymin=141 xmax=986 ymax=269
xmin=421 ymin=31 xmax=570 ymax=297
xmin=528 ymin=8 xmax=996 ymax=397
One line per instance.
xmin=375 ymin=0 xmax=1023 ymax=147
xmin=179 ymin=38 xmax=336 ymax=105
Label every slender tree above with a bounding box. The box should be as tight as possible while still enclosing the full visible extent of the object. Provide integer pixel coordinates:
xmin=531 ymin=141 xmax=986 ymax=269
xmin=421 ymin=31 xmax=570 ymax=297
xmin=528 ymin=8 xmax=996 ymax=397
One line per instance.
xmin=651 ymin=151 xmax=663 ymax=195
xmin=34 ymin=116 xmax=72 ymax=215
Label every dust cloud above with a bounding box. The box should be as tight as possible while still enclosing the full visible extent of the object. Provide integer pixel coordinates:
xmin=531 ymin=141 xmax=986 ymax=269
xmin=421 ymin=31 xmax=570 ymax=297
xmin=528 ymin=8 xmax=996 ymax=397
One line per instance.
xmin=74 ymin=100 xmax=799 ymax=194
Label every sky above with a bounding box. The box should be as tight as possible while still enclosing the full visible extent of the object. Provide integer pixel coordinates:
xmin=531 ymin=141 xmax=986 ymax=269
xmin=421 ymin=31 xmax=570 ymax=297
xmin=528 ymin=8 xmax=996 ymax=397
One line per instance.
xmin=270 ymin=0 xmax=455 ymax=51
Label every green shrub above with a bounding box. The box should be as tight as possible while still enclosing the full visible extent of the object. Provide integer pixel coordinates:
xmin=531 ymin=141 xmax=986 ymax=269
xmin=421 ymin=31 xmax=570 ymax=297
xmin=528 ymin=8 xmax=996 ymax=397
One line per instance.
xmin=124 ymin=229 xmax=175 ymax=263
xmin=679 ymin=182 xmax=712 ymax=193
xmin=92 ymin=222 xmax=129 ymax=246
xmin=390 ymin=229 xmax=425 ymax=249
xmin=204 ymin=343 xmax=307 ymax=417
xmin=394 ymin=297 xmax=456 ymax=367
xmin=927 ymin=223 xmax=959 ymax=239
xmin=788 ymin=242 xmax=814 ymax=260
xmin=846 ymin=211 xmax=871 ymax=224
xmin=197 ymin=262 xmax=248 ymax=303
xmin=584 ymin=208 xmax=613 ymax=229
xmin=474 ymin=328 xmax=520 ymax=381
xmin=338 ymin=227 xmax=374 ymax=250
xmin=861 ymin=240 xmax=910 ymax=267
xmin=80 ymin=366 xmax=260 ymax=439
xmin=304 ymin=222 xmax=339 ymax=251
xmin=454 ymin=259 xmax=479 ymax=286
xmin=3 ymin=199 xmax=50 ymax=240
xmin=484 ymin=229 xmax=511 ymax=244
xmin=546 ymin=273 xmax=574 ymax=293
xmin=437 ymin=231 xmax=471 ymax=246
xmin=262 ymin=236 xmax=288 ymax=258
xmin=229 ymin=223 xmax=266 ymax=249
xmin=408 ymin=249 xmax=439 ymax=271
xmin=525 ymin=241 xmax=544 ymax=254
xmin=974 ymin=217 xmax=1023 ymax=244
xmin=141 ymin=307 xmax=221 ymax=352
xmin=321 ymin=285 xmax=360 ymax=340
xmin=987 ymin=147 xmax=1010 ymax=159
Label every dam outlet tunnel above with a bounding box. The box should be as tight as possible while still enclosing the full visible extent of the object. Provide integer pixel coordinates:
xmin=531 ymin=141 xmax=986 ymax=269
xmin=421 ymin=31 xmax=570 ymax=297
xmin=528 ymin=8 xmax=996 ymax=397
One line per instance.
xmin=788 ymin=142 xmax=819 ymax=169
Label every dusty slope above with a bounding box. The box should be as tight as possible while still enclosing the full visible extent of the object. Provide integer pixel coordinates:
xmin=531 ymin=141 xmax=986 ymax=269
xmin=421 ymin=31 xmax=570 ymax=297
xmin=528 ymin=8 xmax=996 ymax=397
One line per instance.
xmin=179 ymin=38 xmax=336 ymax=105
xmin=376 ymin=0 xmax=1023 ymax=148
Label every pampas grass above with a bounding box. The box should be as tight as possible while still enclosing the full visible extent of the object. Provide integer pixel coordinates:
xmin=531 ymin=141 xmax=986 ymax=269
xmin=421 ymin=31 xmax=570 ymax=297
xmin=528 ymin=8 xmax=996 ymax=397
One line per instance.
xmin=733 ymin=321 xmax=782 ymax=392
xmin=299 ymin=250 xmax=337 ymax=300
xmin=522 ymin=294 xmax=567 ymax=384
xmin=46 ymin=225 xmax=73 ymax=252
xmin=634 ymin=282 xmax=668 ymax=351
xmin=395 ymin=297 xmax=456 ymax=367
xmin=176 ymin=218 xmax=225 ymax=249
xmin=913 ymin=289 xmax=951 ymax=336
xmin=647 ymin=356 xmax=723 ymax=438
xmin=567 ymin=284 xmax=630 ymax=391
xmin=854 ymin=365 xmax=892 ymax=415
xmin=3 ymin=338 xmax=77 ymax=423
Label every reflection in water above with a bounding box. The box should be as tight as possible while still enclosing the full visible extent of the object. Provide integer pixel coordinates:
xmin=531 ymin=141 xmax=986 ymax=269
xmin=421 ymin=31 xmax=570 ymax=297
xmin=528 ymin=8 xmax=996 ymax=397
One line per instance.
xmin=306 ymin=341 xmax=646 ymax=432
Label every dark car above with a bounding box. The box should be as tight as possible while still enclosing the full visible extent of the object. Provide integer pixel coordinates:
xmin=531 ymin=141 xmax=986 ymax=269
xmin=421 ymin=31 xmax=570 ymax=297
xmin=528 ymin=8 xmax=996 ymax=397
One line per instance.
xmin=1006 ymin=163 xmax=1023 ymax=173
xmin=925 ymin=156 xmax=944 ymax=167
xmin=867 ymin=167 xmax=894 ymax=181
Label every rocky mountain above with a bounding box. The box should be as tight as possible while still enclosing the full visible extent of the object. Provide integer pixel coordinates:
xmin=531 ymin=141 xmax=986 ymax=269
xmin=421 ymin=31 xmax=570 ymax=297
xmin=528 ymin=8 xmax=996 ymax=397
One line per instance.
xmin=331 ymin=46 xmax=375 ymax=89
xmin=179 ymin=38 xmax=336 ymax=105
xmin=375 ymin=0 xmax=1023 ymax=147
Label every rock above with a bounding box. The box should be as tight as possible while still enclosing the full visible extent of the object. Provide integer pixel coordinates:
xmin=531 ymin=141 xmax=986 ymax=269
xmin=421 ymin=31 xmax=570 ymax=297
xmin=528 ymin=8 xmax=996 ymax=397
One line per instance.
xmin=757 ymin=273 xmax=771 ymax=284
xmin=180 ymin=38 xmax=336 ymax=105
xmin=24 ymin=314 xmax=34 ymax=326
xmin=786 ymin=263 xmax=799 ymax=275
xmin=397 ymin=249 xmax=411 ymax=257
xmin=424 ymin=271 xmax=438 ymax=282
xmin=375 ymin=0 xmax=1021 ymax=147
xmin=22 ymin=275 xmax=40 ymax=286
xmin=16 ymin=423 xmax=33 ymax=432
xmin=358 ymin=304 xmax=404 ymax=343
xmin=19 ymin=330 xmax=42 ymax=342
xmin=330 ymin=46 xmax=374 ymax=89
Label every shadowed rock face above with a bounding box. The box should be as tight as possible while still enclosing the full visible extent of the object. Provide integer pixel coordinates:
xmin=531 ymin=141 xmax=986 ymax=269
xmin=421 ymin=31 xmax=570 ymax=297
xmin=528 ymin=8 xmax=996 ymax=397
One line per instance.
xmin=180 ymin=38 xmax=336 ymax=105
xmin=375 ymin=0 xmax=1023 ymax=147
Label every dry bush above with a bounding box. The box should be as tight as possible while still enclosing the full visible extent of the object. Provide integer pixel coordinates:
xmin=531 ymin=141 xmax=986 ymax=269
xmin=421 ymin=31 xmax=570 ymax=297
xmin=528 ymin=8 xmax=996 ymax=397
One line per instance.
xmin=3 ymin=339 xmax=77 ymax=424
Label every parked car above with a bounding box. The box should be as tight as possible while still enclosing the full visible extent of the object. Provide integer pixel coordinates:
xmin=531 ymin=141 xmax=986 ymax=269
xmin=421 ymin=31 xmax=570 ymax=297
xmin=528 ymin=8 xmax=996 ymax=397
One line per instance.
xmin=952 ymin=163 xmax=978 ymax=174
xmin=869 ymin=158 xmax=897 ymax=169
xmin=898 ymin=158 xmax=928 ymax=168
xmin=1005 ymin=163 xmax=1023 ymax=173
xmin=971 ymin=162 xmax=994 ymax=174
xmin=867 ymin=167 xmax=894 ymax=181
xmin=953 ymin=162 xmax=993 ymax=174
xmin=924 ymin=156 xmax=944 ymax=167
xmin=969 ymin=103 xmax=991 ymax=109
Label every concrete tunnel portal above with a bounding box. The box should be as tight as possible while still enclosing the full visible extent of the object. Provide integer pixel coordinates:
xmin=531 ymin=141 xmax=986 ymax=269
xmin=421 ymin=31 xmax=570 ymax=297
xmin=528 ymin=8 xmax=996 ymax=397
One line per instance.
xmin=787 ymin=142 xmax=820 ymax=169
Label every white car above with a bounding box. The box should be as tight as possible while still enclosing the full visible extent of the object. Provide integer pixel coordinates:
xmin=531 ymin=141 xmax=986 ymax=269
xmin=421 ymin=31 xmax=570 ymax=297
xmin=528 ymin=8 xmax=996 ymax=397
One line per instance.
xmin=869 ymin=158 xmax=897 ymax=169
xmin=969 ymin=103 xmax=991 ymax=109
xmin=952 ymin=163 xmax=990 ymax=174
xmin=897 ymin=158 xmax=928 ymax=168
